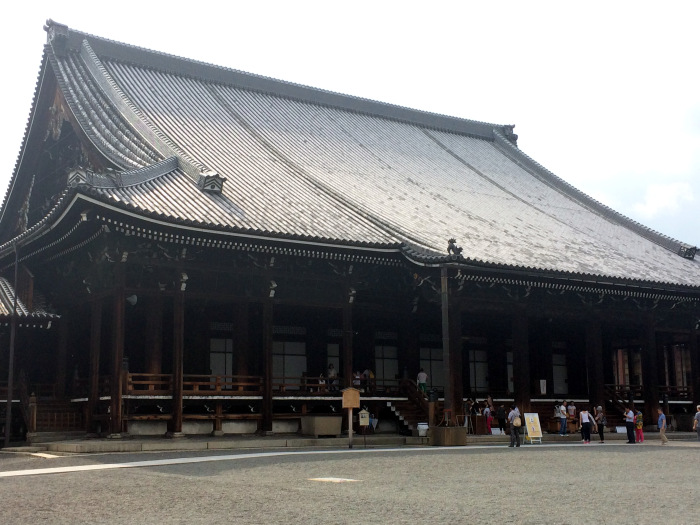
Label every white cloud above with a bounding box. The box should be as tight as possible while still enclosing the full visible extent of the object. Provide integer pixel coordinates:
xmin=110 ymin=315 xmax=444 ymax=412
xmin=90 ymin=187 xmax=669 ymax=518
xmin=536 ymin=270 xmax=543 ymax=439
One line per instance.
xmin=632 ymin=183 xmax=694 ymax=219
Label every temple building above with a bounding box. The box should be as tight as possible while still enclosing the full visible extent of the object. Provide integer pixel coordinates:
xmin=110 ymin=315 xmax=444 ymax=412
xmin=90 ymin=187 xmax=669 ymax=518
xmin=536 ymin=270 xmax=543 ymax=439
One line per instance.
xmin=1 ymin=20 xmax=698 ymax=441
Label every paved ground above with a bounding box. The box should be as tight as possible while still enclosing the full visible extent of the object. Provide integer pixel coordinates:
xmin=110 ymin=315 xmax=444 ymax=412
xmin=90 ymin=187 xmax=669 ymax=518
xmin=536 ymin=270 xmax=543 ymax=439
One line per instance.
xmin=1 ymin=438 xmax=698 ymax=524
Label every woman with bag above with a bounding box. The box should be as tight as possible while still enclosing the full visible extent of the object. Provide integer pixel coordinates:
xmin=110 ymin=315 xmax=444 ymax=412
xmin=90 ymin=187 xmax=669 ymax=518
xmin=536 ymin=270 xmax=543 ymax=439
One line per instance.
xmin=507 ymin=404 xmax=521 ymax=448
xmin=594 ymin=405 xmax=606 ymax=443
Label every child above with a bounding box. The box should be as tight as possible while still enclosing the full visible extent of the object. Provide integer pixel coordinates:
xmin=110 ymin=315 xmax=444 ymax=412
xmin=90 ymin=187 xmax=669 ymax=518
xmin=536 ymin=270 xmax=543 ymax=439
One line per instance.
xmin=634 ymin=409 xmax=644 ymax=443
xmin=486 ymin=406 xmax=494 ymax=435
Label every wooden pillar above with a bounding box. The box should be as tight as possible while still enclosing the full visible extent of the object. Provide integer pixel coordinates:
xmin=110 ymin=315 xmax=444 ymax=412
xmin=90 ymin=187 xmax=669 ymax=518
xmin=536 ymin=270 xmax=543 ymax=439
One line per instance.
xmin=691 ymin=321 xmax=700 ymax=407
xmin=641 ymin=315 xmax=659 ymax=421
xmin=86 ymin=300 xmax=102 ymax=434
xmin=234 ymin=303 xmax=249 ymax=378
xmin=169 ymin=286 xmax=185 ymax=437
xmin=55 ymin=319 xmax=68 ymax=398
xmin=440 ymin=267 xmax=454 ymax=420
xmin=145 ymin=295 xmax=163 ymax=374
xmin=448 ymin=301 xmax=463 ymax=419
xmin=585 ymin=317 xmax=604 ymax=407
xmin=342 ymin=303 xmax=353 ymax=390
xmin=262 ymin=300 xmax=273 ymax=433
xmin=399 ymin=314 xmax=419 ymax=385
xmin=109 ymin=268 xmax=125 ymax=436
xmin=512 ymin=309 xmax=531 ymax=413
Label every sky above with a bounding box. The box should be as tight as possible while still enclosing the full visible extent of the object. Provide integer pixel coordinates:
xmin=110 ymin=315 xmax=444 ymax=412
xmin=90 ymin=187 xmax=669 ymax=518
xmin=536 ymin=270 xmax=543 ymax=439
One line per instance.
xmin=1 ymin=1 xmax=698 ymax=247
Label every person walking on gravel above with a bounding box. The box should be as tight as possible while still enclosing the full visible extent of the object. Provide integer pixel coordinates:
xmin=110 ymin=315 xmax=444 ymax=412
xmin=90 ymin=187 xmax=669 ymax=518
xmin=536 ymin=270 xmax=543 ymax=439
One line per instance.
xmin=508 ymin=404 xmax=521 ymax=448
xmin=693 ymin=405 xmax=700 ymax=441
xmin=594 ymin=405 xmax=606 ymax=443
xmin=578 ymin=406 xmax=596 ymax=444
xmin=657 ymin=408 xmax=668 ymax=445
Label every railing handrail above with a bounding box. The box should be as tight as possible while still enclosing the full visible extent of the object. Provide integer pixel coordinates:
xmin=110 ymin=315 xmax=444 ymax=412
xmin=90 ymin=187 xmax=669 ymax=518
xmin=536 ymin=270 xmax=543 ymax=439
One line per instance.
xmin=124 ymin=373 xmax=264 ymax=395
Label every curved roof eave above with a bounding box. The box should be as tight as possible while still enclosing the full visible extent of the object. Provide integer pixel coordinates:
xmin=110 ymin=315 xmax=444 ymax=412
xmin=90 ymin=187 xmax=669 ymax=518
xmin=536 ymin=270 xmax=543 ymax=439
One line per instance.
xmin=492 ymin=130 xmax=697 ymax=256
xmin=0 ymin=49 xmax=52 ymax=229
xmin=400 ymin=246 xmax=700 ymax=295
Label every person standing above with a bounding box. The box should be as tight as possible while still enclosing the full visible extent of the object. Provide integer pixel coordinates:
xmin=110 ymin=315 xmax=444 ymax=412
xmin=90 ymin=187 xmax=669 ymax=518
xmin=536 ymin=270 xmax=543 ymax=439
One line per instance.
xmin=594 ymin=405 xmax=606 ymax=443
xmin=327 ymin=363 xmax=337 ymax=391
xmin=416 ymin=368 xmax=428 ymax=394
xmin=507 ymin=404 xmax=521 ymax=447
xmin=635 ymin=409 xmax=644 ymax=443
xmin=624 ymin=405 xmax=636 ymax=444
xmin=559 ymin=401 xmax=568 ymax=436
xmin=579 ymin=406 xmax=596 ymax=444
xmin=657 ymin=408 xmax=668 ymax=445
xmin=483 ymin=402 xmax=493 ymax=435
xmin=496 ymin=404 xmax=507 ymax=435
xmin=693 ymin=405 xmax=700 ymax=442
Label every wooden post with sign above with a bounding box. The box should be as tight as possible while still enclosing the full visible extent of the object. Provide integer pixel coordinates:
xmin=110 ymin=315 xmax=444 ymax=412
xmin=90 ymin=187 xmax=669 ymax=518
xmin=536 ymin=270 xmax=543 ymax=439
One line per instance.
xmin=342 ymin=388 xmax=360 ymax=449
xmin=359 ymin=409 xmax=370 ymax=448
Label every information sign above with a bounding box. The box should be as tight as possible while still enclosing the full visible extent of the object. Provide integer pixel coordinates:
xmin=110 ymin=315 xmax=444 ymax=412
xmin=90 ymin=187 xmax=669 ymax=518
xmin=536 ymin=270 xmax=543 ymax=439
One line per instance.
xmin=359 ymin=409 xmax=370 ymax=427
xmin=523 ymin=413 xmax=542 ymax=444
xmin=342 ymin=387 xmax=360 ymax=409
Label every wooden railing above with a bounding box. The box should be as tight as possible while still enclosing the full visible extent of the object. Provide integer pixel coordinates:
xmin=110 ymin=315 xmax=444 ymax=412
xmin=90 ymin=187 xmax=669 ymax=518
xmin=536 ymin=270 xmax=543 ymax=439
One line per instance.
xmin=273 ymin=376 xmax=353 ymax=394
xmin=605 ymin=383 xmax=694 ymax=403
xmin=183 ymin=374 xmax=263 ymax=394
xmin=126 ymin=373 xmax=173 ymax=395
xmin=659 ymin=385 xmax=693 ymax=400
xmin=124 ymin=373 xmax=264 ymax=396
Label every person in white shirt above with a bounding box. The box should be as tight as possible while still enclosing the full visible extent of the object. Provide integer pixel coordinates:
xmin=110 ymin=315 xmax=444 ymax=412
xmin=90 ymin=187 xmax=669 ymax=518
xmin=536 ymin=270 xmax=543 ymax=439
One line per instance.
xmin=578 ymin=407 xmax=596 ymax=444
xmin=624 ymin=406 xmax=636 ymax=444
xmin=558 ymin=401 xmax=568 ymax=436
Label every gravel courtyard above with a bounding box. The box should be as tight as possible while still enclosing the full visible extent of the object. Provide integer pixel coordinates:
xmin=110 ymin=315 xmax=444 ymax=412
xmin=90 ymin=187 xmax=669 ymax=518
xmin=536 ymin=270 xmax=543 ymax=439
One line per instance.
xmin=1 ymin=441 xmax=698 ymax=524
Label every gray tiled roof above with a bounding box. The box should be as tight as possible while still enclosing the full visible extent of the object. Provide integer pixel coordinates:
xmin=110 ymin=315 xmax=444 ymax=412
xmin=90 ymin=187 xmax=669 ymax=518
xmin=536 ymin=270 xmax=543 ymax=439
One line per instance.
xmin=0 ymin=277 xmax=58 ymax=320
xmin=27 ymin=23 xmax=700 ymax=287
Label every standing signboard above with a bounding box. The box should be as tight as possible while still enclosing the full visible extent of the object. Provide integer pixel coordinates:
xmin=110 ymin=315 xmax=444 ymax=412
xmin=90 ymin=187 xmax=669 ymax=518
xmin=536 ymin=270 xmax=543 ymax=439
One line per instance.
xmin=523 ymin=413 xmax=542 ymax=444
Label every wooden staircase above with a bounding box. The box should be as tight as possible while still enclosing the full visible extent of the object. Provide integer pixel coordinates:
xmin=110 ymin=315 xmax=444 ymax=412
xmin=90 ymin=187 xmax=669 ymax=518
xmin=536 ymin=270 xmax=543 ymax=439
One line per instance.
xmin=387 ymin=400 xmax=428 ymax=431
xmin=387 ymin=380 xmax=432 ymax=432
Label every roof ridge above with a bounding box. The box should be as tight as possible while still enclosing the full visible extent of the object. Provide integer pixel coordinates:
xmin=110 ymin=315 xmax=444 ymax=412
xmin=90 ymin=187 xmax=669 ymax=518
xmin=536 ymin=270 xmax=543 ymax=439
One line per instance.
xmin=44 ymin=20 xmax=509 ymax=141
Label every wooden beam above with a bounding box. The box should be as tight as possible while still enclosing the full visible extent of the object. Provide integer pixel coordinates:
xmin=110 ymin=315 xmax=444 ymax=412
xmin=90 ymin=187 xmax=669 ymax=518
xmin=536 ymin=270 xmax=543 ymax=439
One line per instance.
xmin=440 ymin=266 xmax=453 ymax=419
xmin=87 ymin=300 xmax=102 ymax=433
xmin=55 ymin=319 xmax=68 ymax=398
xmin=512 ymin=308 xmax=531 ymax=413
xmin=585 ymin=316 xmax=604 ymax=408
xmin=145 ymin=295 xmax=163 ymax=374
xmin=170 ymin=287 xmax=185 ymax=436
xmin=691 ymin=321 xmax=700 ymax=407
xmin=234 ymin=303 xmax=249 ymax=379
xmin=342 ymin=303 xmax=353 ymax=390
xmin=448 ymin=298 xmax=463 ymax=419
xmin=262 ymin=300 xmax=273 ymax=433
xmin=109 ymin=267 xmax=125 ymax=436
xmin=641 ymin=315 xmax=659 ymax=420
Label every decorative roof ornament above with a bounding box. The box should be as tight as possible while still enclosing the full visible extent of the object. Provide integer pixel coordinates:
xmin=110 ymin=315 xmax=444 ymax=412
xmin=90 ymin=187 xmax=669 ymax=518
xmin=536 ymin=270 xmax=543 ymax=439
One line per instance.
xmin=503 ymin=125 xmax=518 ymax=146
xmin=447 ymin=238 xmax=463 ymax=257
xmin=198 ymin=170 xmax=226 ymax=194
xmin=67 ymin=168 xmax=91 ymax=187
xmin=678 ymin=244 xmax=697 ymax=260
xmin=44 ymin=19 xmax=69 ymax=56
